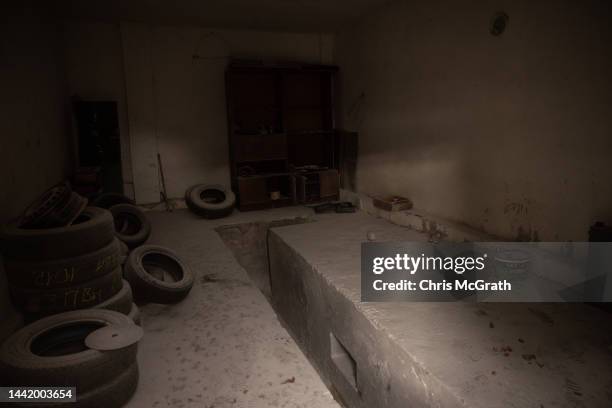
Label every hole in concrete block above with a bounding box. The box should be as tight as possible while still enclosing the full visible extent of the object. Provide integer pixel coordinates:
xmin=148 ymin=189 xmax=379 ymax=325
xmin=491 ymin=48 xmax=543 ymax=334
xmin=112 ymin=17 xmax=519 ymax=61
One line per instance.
xmin=330 ymin=332 xmax=358 ymax=391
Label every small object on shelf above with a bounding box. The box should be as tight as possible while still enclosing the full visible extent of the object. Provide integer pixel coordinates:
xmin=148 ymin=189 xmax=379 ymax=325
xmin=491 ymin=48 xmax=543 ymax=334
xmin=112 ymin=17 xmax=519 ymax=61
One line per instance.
xmin=372 ymin=195 xmax=413 ymax=212
xmin=270 ymin=191 xmax=281 ymax=200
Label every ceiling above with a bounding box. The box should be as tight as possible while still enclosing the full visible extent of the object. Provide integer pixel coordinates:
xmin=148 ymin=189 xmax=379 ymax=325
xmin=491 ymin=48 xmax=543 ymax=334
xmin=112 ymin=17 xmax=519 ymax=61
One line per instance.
xmin=58 ymin=0 xmax=391 ymax=32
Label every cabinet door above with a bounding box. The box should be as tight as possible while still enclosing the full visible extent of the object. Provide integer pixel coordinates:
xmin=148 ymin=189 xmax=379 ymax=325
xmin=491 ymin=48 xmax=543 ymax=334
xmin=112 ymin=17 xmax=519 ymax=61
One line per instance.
xmin=319 ymin=169 xmax=339 ymax=199
xmin=238 ymin=177 xmax=268 ymax=205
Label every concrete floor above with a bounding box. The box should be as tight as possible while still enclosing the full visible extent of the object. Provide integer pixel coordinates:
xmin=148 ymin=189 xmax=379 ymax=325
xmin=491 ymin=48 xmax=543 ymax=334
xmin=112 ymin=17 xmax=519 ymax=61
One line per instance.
xmin=126 ymin=207 xmax=339 ymax=408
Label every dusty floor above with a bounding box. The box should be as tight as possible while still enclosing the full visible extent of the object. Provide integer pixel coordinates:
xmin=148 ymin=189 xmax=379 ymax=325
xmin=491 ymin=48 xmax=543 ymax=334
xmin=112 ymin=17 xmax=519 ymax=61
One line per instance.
xmin=126 ymin=207 xmax=339 ymax=408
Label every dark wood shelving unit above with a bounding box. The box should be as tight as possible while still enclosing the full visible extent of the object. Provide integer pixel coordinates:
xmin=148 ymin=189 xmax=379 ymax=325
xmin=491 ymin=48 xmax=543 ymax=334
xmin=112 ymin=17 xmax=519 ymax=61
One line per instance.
xmin=226 ymin=60 xmax=339 ymax=211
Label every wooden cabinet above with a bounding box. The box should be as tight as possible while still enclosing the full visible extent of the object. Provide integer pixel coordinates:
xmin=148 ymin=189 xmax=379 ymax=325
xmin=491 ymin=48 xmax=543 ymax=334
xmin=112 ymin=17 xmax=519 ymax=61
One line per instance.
xmin=295 ymin=169 xmax=339 ymax=204
xmin=226 ymin=61 xmax=339 ymax=211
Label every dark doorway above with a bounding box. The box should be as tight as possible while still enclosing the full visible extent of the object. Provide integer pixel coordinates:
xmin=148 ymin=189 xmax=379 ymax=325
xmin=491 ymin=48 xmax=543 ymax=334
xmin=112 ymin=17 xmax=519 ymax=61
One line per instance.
xmin=74 ymin=101 xmax=123 ymax=193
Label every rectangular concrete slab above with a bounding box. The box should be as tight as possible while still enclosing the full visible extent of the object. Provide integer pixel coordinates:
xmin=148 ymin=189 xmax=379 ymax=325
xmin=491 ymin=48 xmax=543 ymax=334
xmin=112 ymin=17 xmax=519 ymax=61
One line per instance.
xmin=269 ymin=211 xmax=612 ymax=408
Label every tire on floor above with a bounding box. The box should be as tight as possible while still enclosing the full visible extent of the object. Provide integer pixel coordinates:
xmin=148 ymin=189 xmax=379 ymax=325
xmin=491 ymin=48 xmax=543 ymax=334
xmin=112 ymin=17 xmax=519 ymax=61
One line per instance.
xmin=109 ymin=204 xmax=151 ymax=249
xmin=185 ymin=184 xmax=235 ymax=219
xmin=0 ymin=309 xmax=138 ymax=393
xmin=124 ymin=245 xmax=194 ymax=304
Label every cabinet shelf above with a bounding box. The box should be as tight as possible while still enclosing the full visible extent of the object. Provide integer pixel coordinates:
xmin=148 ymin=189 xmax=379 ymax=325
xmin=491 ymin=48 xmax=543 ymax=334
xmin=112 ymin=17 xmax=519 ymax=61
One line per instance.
xmin=226 ymin=61 xmax=339 ymax=211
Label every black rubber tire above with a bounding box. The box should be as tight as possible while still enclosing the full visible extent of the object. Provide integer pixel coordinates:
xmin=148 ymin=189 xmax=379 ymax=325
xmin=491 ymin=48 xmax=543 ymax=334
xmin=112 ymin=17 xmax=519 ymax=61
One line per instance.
xmin=127 ymin=303 xmax=141 ymax=326
xmin=4 ymin=239 xmax=121 ymax=289
xmin=19 ymin=182 xmax=72 ymax=229
xmin=118 ymin=239 xmax=130 ymax=266
xmin=118 ymin=240 xmax=129 ymax=256
xmin=0 ymin=309 xmax=138 ymax=393
xmin=93 ymin=279 xmax=133 ymax=315
xmin=11 ymin=267 xmax=123 ymax=315
xmin=1 ymin=207 xmax=115 ymax=261
xmin=186 ymin=184 xmax=235 ymax=219
xmin=37 ymin=191 xmax=88 ymax=228
xmin=110 ymin=204 xmax=151 ymax=249
xmin=91 ymin=192 xmax=135 ymax=209
xmin=124 ymin=245 xmax=194 ymax=304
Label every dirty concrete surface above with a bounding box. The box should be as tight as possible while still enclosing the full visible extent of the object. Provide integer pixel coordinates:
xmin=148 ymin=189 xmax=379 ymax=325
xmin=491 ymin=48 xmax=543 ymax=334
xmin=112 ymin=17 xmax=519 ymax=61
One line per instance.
xmin=269 ymin=212 xmax=612 ymax=408
xmin=125 ymin=207 xmax=339 ymax=408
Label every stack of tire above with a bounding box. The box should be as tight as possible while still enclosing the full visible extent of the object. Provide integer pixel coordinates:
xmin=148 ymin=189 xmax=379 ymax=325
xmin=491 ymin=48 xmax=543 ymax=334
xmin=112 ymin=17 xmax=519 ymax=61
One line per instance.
xmin=0 ymin=184 xmax=140 ymax=324
xmin=185 ymin=184 xmax=235 ymax=219
xmin=0 ymin=309 xmax=140 ymax=408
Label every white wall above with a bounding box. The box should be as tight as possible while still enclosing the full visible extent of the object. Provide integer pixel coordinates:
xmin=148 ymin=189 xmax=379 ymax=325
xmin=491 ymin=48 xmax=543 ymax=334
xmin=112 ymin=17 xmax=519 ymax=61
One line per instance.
xmin=123 ymin=24 xmax=334 ymax=203
xmin=65 ymin=22 xmax=334 ymax=204
xmin=336 ymin=0 xmax=612 ymax=241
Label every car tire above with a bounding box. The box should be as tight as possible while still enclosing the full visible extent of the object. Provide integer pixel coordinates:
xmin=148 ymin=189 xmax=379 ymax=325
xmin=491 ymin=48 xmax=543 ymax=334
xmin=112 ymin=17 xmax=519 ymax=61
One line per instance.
xmin=1 ymin=207 xmax=115 ymax=261
xmin=0 ymin=309 xmax=138 ymax=393
xmin=11 ymin=267 xmax=123 ymax=315
xmin=124 ymin=245 xmax=194 ymax=304
xmin=18 ymin=182 xmax=72 ymax=229
xmin=186 ymin=184 xmax=235 ymax=219
xmin=4 ymin=239 xmax=121 ymax=289
xmin=127 ymin=303 xmax=141 ymax=326
xmin=93 ymin=279 xmax=133 ymax=315
xmin=38 ymin=191 xmax=88 ymax=228
xmin=109 ymin=204 xmax=151 ymax=249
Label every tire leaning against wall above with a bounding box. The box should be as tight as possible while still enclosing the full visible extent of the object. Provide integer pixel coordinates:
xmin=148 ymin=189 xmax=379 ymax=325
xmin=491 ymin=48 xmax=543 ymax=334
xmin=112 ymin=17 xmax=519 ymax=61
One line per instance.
xmin=186 ymin=184 xmax=235 ymax=219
